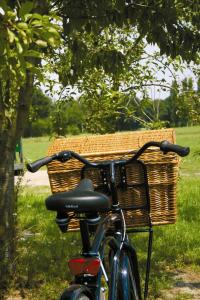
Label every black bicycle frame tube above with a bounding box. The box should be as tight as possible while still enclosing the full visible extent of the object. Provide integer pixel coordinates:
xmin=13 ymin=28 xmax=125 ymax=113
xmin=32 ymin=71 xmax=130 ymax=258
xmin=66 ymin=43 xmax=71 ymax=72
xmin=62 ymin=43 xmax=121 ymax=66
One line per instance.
xmin=88 ymin=213 xmax=121 ymax=256
xmin=109 ymin=249 xmax=121 ymax=300
xmin=80 ymin=220 xmax=91 ymax=253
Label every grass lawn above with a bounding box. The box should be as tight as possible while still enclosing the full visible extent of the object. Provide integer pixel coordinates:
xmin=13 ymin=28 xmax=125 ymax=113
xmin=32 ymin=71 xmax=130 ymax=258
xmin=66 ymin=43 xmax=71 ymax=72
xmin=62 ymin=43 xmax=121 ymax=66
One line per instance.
xmin=17 ymin=126 xmax=200 ymax=299
xmin=22 ymin=136 xmax=52 ymax=163
xmin=176 ymin=126 xmax=200 ymax=175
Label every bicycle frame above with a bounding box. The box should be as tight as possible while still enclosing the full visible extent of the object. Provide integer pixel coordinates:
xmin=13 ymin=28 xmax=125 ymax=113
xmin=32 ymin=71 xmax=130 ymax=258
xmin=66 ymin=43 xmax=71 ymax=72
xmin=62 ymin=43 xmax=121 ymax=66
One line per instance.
xmin=73 ymin=212 xmax=142 ymax=300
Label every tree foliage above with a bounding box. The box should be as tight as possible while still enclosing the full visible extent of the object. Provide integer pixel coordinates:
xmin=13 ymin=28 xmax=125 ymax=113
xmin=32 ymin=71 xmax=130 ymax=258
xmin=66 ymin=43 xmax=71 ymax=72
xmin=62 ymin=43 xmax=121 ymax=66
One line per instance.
xmin=51 ymin=1 xmax=200 ymax=133
xmin=55 ymin=25 xmax=175 ymax=133
xmin=24 ymin=88 xmax=53 ymax=137
xmin=58 ymin=0 xmax=200 ymax=62
xmin=165 ymin=77 xmax=200 ymax=127
xmin=51 ymin=99 xmax=83 ymax=136
xmin=0 ymin=0 xmax=61 ymax=143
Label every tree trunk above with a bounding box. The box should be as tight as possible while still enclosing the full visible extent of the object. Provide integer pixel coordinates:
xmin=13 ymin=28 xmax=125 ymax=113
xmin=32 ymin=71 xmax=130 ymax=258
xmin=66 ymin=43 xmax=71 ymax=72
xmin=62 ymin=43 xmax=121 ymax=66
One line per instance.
xmin=0 ymin=72 xmax=34 ymax=299
xmin=0 ymin=0 xmax=48 ymax=295
xmin=0 ymin=141 xmax=16 ymax=298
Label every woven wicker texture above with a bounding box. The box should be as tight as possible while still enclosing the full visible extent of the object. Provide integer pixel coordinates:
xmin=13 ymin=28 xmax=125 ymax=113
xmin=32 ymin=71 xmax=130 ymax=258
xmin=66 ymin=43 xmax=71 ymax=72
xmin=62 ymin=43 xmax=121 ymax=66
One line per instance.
xmin=47 ymin=129 xmax=179 ymax=230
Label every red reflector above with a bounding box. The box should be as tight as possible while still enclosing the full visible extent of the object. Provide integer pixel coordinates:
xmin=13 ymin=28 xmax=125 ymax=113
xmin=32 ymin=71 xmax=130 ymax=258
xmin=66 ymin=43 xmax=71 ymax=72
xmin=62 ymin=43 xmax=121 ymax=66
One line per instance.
xmin=68 ymin=257 xmax=100 ymax=276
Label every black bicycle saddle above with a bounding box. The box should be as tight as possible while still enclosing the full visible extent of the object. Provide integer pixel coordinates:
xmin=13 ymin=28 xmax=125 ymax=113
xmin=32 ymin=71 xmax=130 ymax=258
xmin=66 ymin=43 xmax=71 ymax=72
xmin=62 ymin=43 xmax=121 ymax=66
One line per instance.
xmin=45 ymin=178 xmax=110 ymax=213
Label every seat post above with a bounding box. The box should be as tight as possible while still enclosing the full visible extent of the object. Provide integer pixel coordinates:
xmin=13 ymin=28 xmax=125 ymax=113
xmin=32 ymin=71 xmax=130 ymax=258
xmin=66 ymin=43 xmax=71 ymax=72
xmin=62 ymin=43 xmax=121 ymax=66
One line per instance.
xmin=80 ymin=220 xmax=91 ymax=254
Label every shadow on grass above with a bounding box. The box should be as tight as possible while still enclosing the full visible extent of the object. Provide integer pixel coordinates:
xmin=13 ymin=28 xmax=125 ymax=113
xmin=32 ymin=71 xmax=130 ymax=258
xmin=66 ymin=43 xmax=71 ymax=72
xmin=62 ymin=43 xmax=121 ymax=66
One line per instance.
xmin=17 ymin=193 xmax=81 ymax=298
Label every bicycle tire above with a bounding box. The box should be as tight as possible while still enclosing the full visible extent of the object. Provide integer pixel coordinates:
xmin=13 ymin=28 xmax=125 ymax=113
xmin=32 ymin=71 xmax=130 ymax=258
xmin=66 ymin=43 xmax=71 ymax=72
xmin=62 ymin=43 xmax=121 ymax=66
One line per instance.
xmin=119 ymin=251 xmax=140 ymax=300
xmin=59 ymin=285 xmax=93 ymax=300
xmin=76 ymin=294 xmax=90 ymax=300
xmin=127 ymin=254 xmax=140 ymax=300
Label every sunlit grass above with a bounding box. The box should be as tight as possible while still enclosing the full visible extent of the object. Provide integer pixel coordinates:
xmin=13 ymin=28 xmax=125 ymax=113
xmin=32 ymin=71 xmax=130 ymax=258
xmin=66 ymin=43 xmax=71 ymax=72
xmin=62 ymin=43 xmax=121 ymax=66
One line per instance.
xmin=22 ymin=136 xmax=52 ymax=163
xmin=175 ymin=126 xmax=200 ymax=175
xmin=133 ymin=177 xmax=200 ymax=298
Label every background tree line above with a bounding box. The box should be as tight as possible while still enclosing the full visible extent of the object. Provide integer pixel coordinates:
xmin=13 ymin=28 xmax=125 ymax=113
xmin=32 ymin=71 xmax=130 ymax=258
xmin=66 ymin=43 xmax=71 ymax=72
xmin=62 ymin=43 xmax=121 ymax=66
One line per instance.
xmin=26 ymin=76 xmax=200 ymax=137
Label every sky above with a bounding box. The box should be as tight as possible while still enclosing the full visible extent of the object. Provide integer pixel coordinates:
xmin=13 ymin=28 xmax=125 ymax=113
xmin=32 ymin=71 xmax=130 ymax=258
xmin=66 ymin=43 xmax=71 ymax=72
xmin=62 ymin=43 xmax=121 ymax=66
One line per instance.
xmin=142 ymin=44 xmax=197 ymax=99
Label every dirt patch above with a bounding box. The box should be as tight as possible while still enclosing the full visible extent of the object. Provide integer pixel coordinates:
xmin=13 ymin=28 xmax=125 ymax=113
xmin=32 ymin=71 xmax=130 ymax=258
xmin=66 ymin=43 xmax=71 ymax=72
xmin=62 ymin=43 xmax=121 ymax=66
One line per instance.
xmin=158 ymin=269 xmax=200 ymax=300
xmin=15 ymin=170 xmax=50 ymax=187
xmin=6 ymin=290 xmax=28 ymax=300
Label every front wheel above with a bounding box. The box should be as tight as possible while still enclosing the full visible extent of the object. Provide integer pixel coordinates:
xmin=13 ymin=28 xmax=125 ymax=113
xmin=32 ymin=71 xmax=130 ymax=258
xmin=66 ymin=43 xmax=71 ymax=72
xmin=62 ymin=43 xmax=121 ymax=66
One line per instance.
xmin=119 ymin=251 xmax=140 ymax=300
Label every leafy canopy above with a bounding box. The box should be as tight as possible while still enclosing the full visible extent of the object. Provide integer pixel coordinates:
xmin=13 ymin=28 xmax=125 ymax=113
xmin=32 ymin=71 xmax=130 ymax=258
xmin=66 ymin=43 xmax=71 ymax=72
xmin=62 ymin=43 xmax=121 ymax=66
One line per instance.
xmin=0 ymin=0 xmax=61 ymax=83
xmin=57 ymin=0 xmax=200 ymax=62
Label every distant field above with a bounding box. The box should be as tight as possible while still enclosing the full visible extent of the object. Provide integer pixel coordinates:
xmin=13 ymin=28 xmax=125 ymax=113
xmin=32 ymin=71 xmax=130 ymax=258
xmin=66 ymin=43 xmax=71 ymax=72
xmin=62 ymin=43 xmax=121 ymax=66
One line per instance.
xmin=22 ymin=136 xmax=51 ymax=163
xmin=23 ymin=126 xmax=200 ymax=175
xmin=175 ymin=126 xmax=200 ymax=175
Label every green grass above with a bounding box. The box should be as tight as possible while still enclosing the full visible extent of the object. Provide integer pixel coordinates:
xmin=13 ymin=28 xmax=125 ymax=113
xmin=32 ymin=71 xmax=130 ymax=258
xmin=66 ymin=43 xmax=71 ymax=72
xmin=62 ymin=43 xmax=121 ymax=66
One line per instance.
xmin=16 ymin=190 xmax=80 ymax=299
xmin=175 ymin=126 xmax=200 ymax=175
xmin=22 ymin=136 xmax=52 ymax=163
xmin=133 ymin=177 xmax=200 ymax=298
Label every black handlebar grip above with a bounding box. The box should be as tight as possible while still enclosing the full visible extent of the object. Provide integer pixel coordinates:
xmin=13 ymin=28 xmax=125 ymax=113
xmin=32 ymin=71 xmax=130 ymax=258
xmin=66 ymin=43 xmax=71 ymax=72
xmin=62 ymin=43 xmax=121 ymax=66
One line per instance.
xmin=27 ymin=156 xmax=54 ymax=173
xmin=160 ymin=140 xmax=190 ymax=157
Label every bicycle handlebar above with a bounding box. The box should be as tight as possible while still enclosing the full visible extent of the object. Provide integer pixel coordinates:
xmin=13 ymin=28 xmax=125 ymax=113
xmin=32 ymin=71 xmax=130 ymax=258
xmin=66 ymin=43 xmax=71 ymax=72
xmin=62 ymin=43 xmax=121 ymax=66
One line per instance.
xmin=27 ymin=140 xmax=190 ymax=173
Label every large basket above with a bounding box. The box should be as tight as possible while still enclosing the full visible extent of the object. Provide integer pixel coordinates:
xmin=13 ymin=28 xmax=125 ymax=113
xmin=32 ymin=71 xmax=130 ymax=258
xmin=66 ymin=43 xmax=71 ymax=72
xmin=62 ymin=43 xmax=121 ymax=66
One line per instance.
xmin=47 ymin=129 xmax=179 ymax=230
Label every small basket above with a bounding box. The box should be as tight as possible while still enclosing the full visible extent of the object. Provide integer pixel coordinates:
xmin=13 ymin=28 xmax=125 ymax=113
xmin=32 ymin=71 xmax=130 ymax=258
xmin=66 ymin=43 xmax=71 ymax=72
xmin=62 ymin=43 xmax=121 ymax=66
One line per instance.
xmin=47 ymin=129 xmax=179 ymax=230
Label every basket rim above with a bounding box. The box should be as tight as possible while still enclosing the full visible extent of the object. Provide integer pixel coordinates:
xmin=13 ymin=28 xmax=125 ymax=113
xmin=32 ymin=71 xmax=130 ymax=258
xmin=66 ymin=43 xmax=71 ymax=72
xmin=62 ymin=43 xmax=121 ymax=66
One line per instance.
xmin=48 ymin=146 xmax=176 ymax=158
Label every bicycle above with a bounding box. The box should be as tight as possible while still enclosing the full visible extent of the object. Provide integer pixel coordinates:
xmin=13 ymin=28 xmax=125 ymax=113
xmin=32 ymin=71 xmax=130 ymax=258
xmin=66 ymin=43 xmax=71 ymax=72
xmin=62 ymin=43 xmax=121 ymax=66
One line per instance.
xmin=27 ymin=140 xmax=189 ymax=300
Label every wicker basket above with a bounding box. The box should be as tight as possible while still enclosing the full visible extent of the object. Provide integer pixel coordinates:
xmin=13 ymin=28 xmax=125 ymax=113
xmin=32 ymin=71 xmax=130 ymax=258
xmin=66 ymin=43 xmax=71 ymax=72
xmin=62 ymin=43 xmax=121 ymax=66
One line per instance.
xmin=47 ymin=129 xmax=179 ymax=230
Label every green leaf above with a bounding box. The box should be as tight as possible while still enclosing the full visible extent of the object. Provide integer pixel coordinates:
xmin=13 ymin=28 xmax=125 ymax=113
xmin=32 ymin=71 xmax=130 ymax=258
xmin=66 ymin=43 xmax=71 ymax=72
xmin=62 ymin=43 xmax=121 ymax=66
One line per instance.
xmin=16 ymin=41 xmax=23 ymax=53
xmin=31 ymin=19 xmax=42 ymax=27
xmin=47 ymin=37 xmax=57 ymax=47
xmin=7 ymin=11 xmax=16 ymax=18
xmin=25 ymin=61 xmax=34 ymax=68
xmin=35 ymin=40 xmax=47 ymax=47
xmin=7 ymin=28 xmax=15 ymax=43
xmin=19 ymin=2 xmax=34 ymax=19
xmin=31 ymin=67 xmax=44 ymax=82
xmin=17 ymin=22 xmax=28 ymax=30
xmin=29 ymin=13 xmax=42 ymax=20
xmin=24 ymin=50 xmax=43 ymax=58
xmin=48 ymin=27 xmax=60 ymax=36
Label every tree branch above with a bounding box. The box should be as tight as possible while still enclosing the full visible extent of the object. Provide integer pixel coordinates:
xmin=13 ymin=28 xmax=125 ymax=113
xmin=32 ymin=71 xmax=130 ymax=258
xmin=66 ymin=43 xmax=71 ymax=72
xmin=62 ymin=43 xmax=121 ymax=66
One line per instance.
xmin=15 ymin=71 xmax=34 ymax=143
xmin=123 ymin=83 xmax=171 ymax=93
